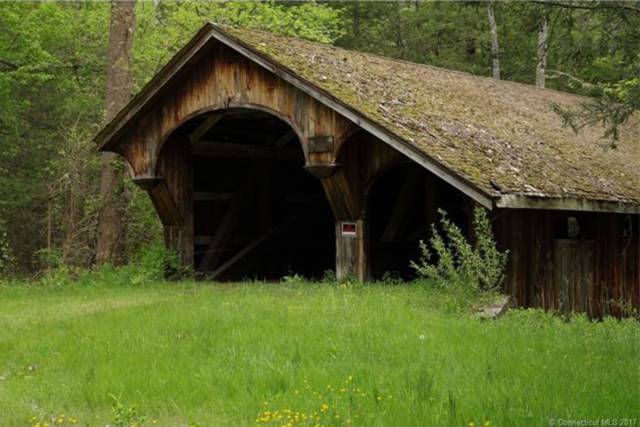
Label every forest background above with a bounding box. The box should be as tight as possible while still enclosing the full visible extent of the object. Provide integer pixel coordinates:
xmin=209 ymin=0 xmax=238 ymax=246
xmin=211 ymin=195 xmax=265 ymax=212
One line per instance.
xmin=1 ymin=0 xmax=638 ymax=274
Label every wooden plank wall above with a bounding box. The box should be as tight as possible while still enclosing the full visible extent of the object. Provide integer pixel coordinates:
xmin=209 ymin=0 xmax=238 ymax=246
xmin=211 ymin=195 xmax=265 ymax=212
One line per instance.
xmin=496 ymin=209 xmax=639 ymax=317
xmin=156 ymin=137 xmax=194 ymax=267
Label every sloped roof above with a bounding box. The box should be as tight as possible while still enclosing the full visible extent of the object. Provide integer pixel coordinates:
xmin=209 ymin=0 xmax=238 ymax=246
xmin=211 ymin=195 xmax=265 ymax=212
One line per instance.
xmin=96 ymin=23 xmax=640 ymax=213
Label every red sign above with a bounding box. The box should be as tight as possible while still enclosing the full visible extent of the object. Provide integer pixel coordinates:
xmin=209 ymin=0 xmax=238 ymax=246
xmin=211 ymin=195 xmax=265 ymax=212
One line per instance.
xmin=341 ymin=222 xmax=357 ymax=237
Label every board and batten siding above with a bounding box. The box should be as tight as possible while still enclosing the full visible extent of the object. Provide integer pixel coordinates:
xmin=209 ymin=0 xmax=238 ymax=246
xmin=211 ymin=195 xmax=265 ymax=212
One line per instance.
xmin=496 ymin=209 xmax=639 ymax=317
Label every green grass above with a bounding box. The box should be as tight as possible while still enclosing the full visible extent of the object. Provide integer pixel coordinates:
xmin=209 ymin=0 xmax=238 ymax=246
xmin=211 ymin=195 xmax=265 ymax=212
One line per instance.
xmin=0 ymin=277 xmax=638 ymax=427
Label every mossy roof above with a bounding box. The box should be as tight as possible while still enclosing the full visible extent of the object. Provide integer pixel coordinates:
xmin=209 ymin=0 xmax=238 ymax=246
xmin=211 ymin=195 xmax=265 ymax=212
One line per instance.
xmin=221 ymin=25 xmax=639 ymax=208
xmin=96 ymin=23 xmax=640 ymax=210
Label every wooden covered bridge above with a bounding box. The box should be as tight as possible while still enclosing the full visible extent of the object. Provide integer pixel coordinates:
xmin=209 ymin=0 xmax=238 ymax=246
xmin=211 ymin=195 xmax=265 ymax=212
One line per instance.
xmin=95 ymin=23 xmax=639 ymax=316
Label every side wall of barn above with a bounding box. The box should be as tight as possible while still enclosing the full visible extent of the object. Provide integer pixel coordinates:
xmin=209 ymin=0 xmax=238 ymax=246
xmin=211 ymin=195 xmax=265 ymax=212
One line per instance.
xmin=495 ymin=209 xmax=640 ymax=317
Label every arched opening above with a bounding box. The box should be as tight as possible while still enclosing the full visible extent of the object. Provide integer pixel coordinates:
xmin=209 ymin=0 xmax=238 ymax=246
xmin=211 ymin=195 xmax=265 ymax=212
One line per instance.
xmin=163 ymin=108 xmax=335 ymax=280
xmin=366 ymin=163 xmax=471 ymax=280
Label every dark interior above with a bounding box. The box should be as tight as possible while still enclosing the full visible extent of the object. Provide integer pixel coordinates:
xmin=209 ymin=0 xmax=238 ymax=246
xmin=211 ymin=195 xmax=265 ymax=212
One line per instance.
xmin=180 ymin=108 xmax=335 ymax=280
xmin=367 ymin=163 xmax=469 ymax=280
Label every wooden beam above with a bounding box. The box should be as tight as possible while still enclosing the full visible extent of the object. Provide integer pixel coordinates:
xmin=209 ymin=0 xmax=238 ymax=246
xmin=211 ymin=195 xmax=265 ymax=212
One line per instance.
xmin=381 ymin=167 xmax=422 ymax=242
xmin=208 ymin=222 xmax=289 ymax=279
xmin=496 ymin=195 xmax=640 ymax=214
xmin=195 ymin=234 xmax=253 ymax=245
xmin=147 ymin=180 xmax=184 ymax=226
xmin=192 ymin=142 xmax=301 ymax=161
xmin=193 ymin=191 xmax=236 ymax=202
xmin=272 ymin=129 xmax=296 ymax=148
xmin=335 ymin=219 xmax=369 ymax=281
xmin=308 ymin=135 xmax=334 ymax=153
xmin=198 ymin=197 xmax=241 ymax=271
xmin=189 ymin=113 xmax=224 ymax=143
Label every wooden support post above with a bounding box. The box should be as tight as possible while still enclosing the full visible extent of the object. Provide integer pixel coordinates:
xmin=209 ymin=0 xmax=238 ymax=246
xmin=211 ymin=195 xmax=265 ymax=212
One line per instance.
xmin=335 ymin=219 xmax=368 ymax=281
xmin=154 ymin=138 xmax=194 ymax=269
xmin=312 ymin=169 xmax=369 ymax=282
xmin=143 ymin=180 xmax=184 ymax=227
xmin=305 ymin=131 xmax=403 ymax=282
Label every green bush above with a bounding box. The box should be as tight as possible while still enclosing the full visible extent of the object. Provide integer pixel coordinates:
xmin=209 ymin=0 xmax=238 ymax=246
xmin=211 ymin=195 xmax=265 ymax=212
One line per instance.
xmin=131 ymin=243 xmax=187 ymax=283
xmin=411 ymin=207 xmax=508 ymax=292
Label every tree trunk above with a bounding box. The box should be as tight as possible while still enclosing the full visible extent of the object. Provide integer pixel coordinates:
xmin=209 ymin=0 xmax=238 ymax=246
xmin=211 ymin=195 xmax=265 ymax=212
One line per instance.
xmin=487 ymin=0 xmax=500 ymax=79
xmin=96 ymin=0 xmax=136 ymax=265
xmin=536 ymin=14 xmax=549 ymax=88
xmin=352 ymin=1 xmax=360 ymax=37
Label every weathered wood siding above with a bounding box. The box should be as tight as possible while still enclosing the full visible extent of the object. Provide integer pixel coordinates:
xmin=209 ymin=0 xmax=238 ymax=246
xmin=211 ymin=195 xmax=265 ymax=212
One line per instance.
xmin=114 ymin=41 xmax=354 ymax=179
xmin=496 ymin=210 xmax=639 ymax=317
xmin=156 ymin=136 xmax=194 ymax=267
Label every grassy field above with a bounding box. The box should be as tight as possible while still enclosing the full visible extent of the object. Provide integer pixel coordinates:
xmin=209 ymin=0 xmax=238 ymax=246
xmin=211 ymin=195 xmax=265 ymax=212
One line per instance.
xmin=0 ymin=275 xmax=638 ymax=427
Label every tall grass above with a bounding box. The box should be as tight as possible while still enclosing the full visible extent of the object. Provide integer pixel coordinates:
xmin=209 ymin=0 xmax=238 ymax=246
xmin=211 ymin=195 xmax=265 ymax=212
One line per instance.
xmin=0 ymin=276 xmax=637 ymax=426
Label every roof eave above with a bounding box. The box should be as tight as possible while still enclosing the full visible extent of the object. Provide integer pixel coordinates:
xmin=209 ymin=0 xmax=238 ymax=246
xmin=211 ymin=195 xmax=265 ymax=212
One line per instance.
xmin=496 ymin=194 xmax=640 ymax=214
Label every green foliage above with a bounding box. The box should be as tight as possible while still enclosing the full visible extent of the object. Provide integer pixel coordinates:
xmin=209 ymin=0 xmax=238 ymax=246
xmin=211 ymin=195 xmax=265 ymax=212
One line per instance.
xmin=411 ymin=207 xmax=508 ymax=293
xmin=133 ymin=243 xmax=188 ymax=282
xmin=553 ymin=74 xmax=640 ymax=147
xmin=110 ymin=395 xmax=149 ymax=427
xmin=133 ymin=1 xmax=343 ymax=90
xmin=123 ymin=183 xmax=163 ymax=262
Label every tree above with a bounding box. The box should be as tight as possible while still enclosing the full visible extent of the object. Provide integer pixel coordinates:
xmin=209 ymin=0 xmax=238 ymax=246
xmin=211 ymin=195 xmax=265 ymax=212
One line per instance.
xmin=96 ymin=0 xmax=136 ymax=265
xmin=535 ymin=11 xmax=549 ymax=88
xmin=487 ymin=0 xmax=500 ymax=79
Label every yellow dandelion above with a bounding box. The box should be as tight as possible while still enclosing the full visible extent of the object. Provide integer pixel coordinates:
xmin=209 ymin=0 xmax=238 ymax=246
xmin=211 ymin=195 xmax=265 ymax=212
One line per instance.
xmin=468 ymin=422 xmax=476 ymax=427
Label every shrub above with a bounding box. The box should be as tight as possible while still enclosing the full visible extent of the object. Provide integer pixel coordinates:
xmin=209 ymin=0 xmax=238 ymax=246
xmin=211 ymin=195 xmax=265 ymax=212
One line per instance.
xmin=410 ymin=207 xmax=508 ymax=292
xmin=132 ymin=243 xmax=187 ymax=283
